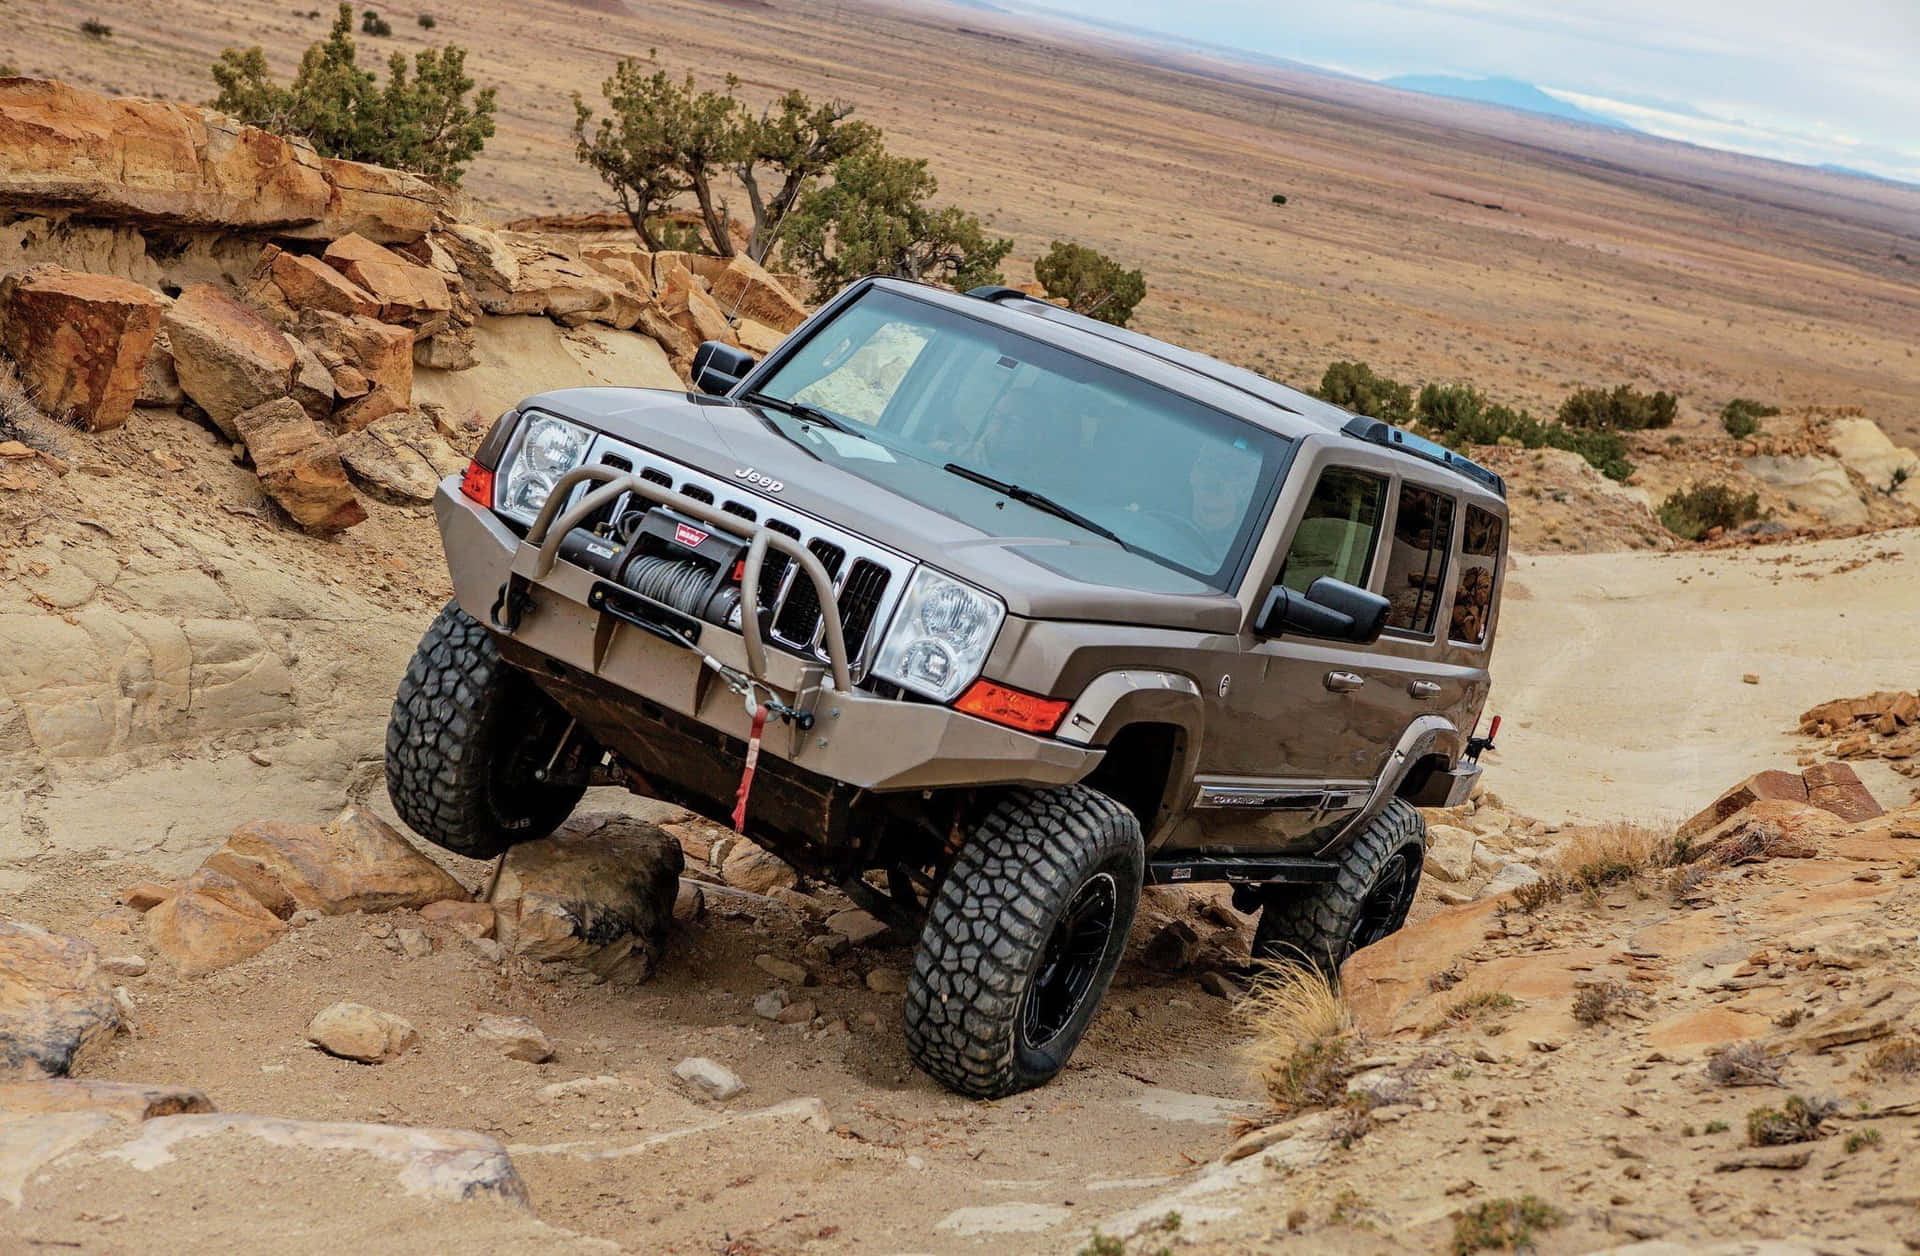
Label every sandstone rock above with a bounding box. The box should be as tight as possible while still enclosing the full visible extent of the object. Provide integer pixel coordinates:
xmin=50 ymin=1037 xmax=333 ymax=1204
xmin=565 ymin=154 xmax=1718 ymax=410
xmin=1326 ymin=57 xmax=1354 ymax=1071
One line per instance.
xmin=119 ymin=882 xmax=174 ymax=913
xmin=671 ymin=1056 xmax=744 ymax=1100
xmin=719 ymin=839 xmax=797 ymax=894
xmin=660 ymin=262 xmax=734 ymax=344
xmin=305 ymin=155 xmax=445 ymax=243
xmin=672 ymin=881 xmax=706 ymax=924
xmin=1689 ymin=798 xmax=1844 ymax=863
xmin=1198 ymin=971 xmax=1242 ymax=1000
xmin=108 ymin=1113 xmax=527 ymax=1205
xmin=1740 ymin=454 xmax=1869 ymax=527
xmin=473 ymin=1014 xmax=554 ymax=1063
xmin=414 ymin=324 xmax=478 ymax=371
xmin=435 ymin=223 xmax=521 ymax=308
xmin=1827 ymin=417 xmax=1920 ymax=507
xmin=420 ymin=899 xmax=495 ymax=940
xmin=307 ymin=1001 xmax=418 ymax=1063
xmin=1143 ymin=919 xmax=1201 ymax=970
xmin=633 ymin=303 xmax=698 ymax=373
xmin=1677 ymin=770 xmax=1810 ymax=840
xmin=825 ymin=908 xmax=890 ymax=947
xmin=733 ymin=317 xmax=786 ymax=356
xmin=865 ymin=968 xmax=908 ymax=995
xmin=0 ymin=264 xmax=165 ymax=432
xmin=291 ymin=309 xmax=412 ymax=426
xmin=490 ymin=813 xmax=684 ymax=981
xmin=0 ymin=1078 xmax=211 ymax=1121
xmin=702 ymin=254 xmax=810 ymax=334
xmin=254 ymin=247 xmax=381 ymax=319
xmin=1423 ymin=823 xmax=1478 ymax=882
xmin=137 ymin=330 xmax=185 ymax=408
xmin=231 ymin=397 xmax=366 ymax=534
xmin=753 ymin=989 xmax=790 ymax=1020
xmin=99 ymin=955 xmax=147 ymax=978
xmin=201 ymin=808 xmax=466 ymax=919
xmin=164 ymin=284 xmax=297 ymax=439
xmin=774 ymin=998 xmax=816 ymax=1025
xmin=0 ymin=919 xmax=119 ymax=1079
xmin=323 ymin=232 xmax=452 ymax=324
xmin=1480 ymin=862 xmax=1543 ymax=898
xmin=145 ymin=865 xmax=288 ymax=976
xmin=288 ymin=335 xmax=336 ymax=424
xmin=1802 ymin=761 xmax=1883 ymax=823
xmin=335 ymin=410 xmax=465 ymax=504
xmin=754 ymin=954 xmax=811 ymax=986
xmin=396 ymin=927 xmax=432 ymax=958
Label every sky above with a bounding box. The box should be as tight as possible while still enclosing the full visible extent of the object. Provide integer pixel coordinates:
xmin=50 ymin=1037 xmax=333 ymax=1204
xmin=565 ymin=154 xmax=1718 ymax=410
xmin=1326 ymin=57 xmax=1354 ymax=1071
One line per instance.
xmin=1018 ymin=0 xmax=1920 ymax=184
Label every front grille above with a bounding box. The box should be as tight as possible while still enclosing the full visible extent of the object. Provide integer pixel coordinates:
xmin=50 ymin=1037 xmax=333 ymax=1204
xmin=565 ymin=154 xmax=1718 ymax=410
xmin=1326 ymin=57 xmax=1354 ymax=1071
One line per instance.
xmin=570 ymin=436 xmax=917 ymax=680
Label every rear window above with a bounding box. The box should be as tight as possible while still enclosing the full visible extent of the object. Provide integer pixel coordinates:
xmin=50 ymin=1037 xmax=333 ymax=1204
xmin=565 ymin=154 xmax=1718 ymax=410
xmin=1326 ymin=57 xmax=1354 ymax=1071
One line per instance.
xmin=1383 ymin=483 xmax=1454 ymax=636
xmin=1449 ymin=505 xmax=1502 ymax=646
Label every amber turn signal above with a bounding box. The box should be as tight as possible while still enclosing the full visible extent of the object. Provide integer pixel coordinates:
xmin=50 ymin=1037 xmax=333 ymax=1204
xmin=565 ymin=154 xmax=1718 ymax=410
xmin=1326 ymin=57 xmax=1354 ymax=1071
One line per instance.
xmin=459 ymin=461 xmax=495 ymax=508
xmin=954 ymin=678 xmax=1070 ymax=734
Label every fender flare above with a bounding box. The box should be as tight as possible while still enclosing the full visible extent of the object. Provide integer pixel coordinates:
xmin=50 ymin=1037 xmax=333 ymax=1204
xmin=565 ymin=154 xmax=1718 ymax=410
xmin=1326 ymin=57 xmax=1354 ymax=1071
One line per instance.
xmin=1315 ymin=714 xmax=1463 ymax=858
xmin=1057 ymin=670 xmax=1206 ymax=830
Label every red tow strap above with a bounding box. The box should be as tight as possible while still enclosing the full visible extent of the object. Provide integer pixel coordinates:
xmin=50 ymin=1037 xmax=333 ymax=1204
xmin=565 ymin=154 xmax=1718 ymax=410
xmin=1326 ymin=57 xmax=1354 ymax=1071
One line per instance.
xmin=732 ymin=703 xmax=769 ymax=832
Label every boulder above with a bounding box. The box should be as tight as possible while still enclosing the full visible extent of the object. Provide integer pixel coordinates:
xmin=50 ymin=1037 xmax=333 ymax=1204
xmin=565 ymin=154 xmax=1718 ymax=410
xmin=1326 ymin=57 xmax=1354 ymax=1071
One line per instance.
xmin=251 ymin=247 xmax=381 ymax=320
xmin=0 ymin=264 xmax=165 ymax=431
xmin=292 ymin=308 xmax=412 ymax=427
xmin=322 ymin=232 xmax=452 ymax=324
xmin=1678 ymin=770 xmax=1810 ymax=841
xmin=520 ymin=249 xmax=643 ymax=329
xmin=201 ymin=808 xmax=467 ymax=920
xmin=1740 ymin=454 xmax=1869 ymax=527
xmin=1802 ymin=761 xmax=1884 ymax=823
xmin=1422 ymin=823 xmax=1477 ymax=883
xmin=702 ymin=254 xmax=810 ymax=334
xmin=671 ymin=1056 xmax=745 ymax=1100
xmin=473 ymin=1015 xmax=554 ymax=1063
xmin=335 ymin=410 xmax=466 ymax=504
xmin=231 ymin=397 xmax=367 ymax=534
xmin=1687 ymin=798 xmax=1843 ymax=864
xmin=719 ymin=838 xmax=797 ymax=895
xmin=659 ymin=262 xmax=734 ymax=344
xmin=163 ymin=284 xmax=296 ymax=439
xmin=288 ymin=335 xmax=336 ymax=424
xmin=414 ymin=324 xmax=478 ymax=371
xmin=0 ymin=919 xmax=119 ymax=1079
xmin=307 ymin=1001 xmax=418 ymax=1063
xmin=733 ymin=317 xmax=786 ymax=356
xmin=434 ymin=223 xmax=521 ymax=309
xmin=0 ymin=1079 xmax=211 ymax=1121
xmin=490 ymin=813 xmax=684 ymax=981
xmin=136 ymin=330 xmax=185 ymax=408
xmin=145 ymin=865 xmax=288 ymax=976
xmin=420 ymin=900 xmax=494 ymax=940
xmin=633 ymin=303 xmax=698 ymax=373
xmin=580 ymin=246 xmax=656 ymax=298
xmin=1827 ymin=418 xmax=1920 ymax=507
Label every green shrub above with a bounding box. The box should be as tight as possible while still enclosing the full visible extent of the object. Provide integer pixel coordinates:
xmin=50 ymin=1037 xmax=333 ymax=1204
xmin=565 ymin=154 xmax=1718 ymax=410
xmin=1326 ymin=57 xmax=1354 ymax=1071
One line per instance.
xmin=785 ymin=147 xmax=1011 ymax=292
xmin=416 ymin=12 xmax=435 ymax=27
xmin=1746 ymin=1095 xmax=1834 ymax=1145
xmin=1414 ymin=381 xmax=1633 ymax=482
xmin=1559 ymin=384 xmax=1678 ymax=431
xmin=1033 ymin=240 xmax=1146 ymax=326
xmin=80 ymin=18 xmax=113 ymax=38
xmin=1271 ymin=193 xmax=1288 ymax=205
xmin=1452 ymin=1196 xmax=1564 ymax=1254
xmin=360 ymin=8 xmax=392 ymax=35
xmin=1721 ymin=397 xmax=1778 ymax=438
xmin=1658 ymin=482 xmax=1763 ymax=540
xmin=210 ymin=4 xmax=496 ymax=183
xmin=1316 ymin=361 xmax=1413 ymax=426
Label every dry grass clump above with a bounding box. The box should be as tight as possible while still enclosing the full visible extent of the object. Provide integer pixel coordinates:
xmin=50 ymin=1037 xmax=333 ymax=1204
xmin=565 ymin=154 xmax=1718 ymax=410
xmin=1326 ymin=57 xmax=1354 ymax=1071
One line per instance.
xmin=1746 ymin=1095 xmax=1836 ymax=1146
xmin=1511 ymin=875 xmax=1567 ymax=914
xmin=1553 ymin=822 xmax=1675 ymax=889
xmin=1420 ymin=990 xmax=1516 ymax=1038
xmin=1451 ymin=1195 xmax=1564 ymax=1255
xmin=0 ymin=360 xmax=75 ymax=457
xmin=1241 ymin=963 xmax=1355 ymax=1112
xmin=1571 ymin=980 xmax=1640 ymax=1026
xmin=1708 ymin=1041 xmax=1786 ymax=1086
xmin=1861 ymin=1037 xmax=1920 ymax=1078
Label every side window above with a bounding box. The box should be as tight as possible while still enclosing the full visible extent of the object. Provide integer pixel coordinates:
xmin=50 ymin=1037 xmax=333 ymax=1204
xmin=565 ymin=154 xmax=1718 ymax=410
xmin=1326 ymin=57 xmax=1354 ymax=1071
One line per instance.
xmin=1383 ymin=484 xmax=1455 ymax=636
xmin=1449 ymin=505 xmax=1502 ymax=646
xmin=1277 ymin=467 xmax=1386 ymax=593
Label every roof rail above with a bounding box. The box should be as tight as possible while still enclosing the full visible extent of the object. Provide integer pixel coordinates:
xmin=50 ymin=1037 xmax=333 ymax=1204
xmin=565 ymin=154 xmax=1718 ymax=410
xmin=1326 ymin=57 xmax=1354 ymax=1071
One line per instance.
xmin=965 ymin=285 xmax=1033 ymax=303
xmin=1341 ymin=417 xmax=1506 ymax=497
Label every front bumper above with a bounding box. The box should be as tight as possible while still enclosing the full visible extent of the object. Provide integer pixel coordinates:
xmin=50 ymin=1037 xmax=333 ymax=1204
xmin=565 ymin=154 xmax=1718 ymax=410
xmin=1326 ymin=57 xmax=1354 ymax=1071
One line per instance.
xmin=434 ymin=479 xmax=1101 ymax=793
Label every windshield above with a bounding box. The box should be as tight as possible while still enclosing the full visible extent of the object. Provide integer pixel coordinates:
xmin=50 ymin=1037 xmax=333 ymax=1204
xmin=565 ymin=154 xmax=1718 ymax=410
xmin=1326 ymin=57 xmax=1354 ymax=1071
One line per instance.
xmin=750 ymin=287 xmax=1291 ymax=591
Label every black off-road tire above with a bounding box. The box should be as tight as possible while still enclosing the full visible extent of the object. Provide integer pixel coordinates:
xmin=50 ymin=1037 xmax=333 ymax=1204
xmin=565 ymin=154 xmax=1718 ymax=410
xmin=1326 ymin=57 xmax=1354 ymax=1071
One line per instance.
xmin=385 ymin=602 xmax=589 ymax=859
xmin=904 ymin=786 xmax=1144 ymax=1099
xmin=1252 ymin=798 xmax=1426 ymax=976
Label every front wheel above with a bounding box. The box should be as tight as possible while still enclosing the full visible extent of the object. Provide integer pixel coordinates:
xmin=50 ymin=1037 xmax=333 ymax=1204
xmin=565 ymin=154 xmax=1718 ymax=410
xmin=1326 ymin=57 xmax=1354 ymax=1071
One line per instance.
xmin=1252 ymin=798 xmax=1426 ymax=976
xmin=385 ymin=603 xmax=593 ymax=859
xmin=904 ymin=786 xmax=1144 ymax=1099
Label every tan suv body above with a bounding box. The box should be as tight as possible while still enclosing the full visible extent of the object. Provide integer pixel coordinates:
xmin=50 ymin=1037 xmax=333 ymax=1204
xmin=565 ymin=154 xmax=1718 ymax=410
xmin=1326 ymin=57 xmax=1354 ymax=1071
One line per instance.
xmin=389 ymin=278 xmax=1506 ymax=1098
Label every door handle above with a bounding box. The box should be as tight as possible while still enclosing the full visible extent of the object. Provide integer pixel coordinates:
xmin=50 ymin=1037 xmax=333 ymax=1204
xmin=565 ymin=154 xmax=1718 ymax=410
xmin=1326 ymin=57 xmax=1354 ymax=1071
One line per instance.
xmin=1323 ymin=670 xmax=1366 ymax=693
xmin=1407 ymin=680 xmax=1442 ymax=700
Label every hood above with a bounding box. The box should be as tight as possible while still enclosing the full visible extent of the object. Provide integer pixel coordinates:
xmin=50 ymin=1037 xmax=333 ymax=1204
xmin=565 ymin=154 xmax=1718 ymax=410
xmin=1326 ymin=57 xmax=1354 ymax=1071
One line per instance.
xmin=519 ymin=387 xmax=1248 ymax=635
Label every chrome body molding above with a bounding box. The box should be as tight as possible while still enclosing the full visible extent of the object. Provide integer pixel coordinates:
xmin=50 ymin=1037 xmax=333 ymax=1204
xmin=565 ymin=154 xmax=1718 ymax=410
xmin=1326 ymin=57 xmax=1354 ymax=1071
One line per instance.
xmin=1057 ymin=669 xmax=1203 ymax=746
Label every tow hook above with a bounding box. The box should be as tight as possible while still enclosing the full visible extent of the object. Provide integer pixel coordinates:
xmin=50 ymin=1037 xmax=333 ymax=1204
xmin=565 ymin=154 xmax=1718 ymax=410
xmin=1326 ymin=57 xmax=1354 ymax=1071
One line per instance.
xmin=490 ymin=580 xmax=534 ymax=633
xmin=1465 ymin=714 xmax=1502 ymax=762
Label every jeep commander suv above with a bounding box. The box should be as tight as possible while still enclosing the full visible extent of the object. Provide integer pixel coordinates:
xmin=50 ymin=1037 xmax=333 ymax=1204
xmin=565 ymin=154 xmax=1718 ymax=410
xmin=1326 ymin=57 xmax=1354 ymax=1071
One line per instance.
xmin=387 ymin=277 xmax=1508 ymax=1098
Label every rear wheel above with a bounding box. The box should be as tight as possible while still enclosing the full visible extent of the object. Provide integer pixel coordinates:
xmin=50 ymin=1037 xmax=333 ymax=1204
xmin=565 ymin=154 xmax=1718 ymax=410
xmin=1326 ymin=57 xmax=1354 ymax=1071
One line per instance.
xmin=385 ymin=603 xmax=592 ymax=859
xmin=1252 ymin=799 xmax=1426 ymax=976
xmin=904 ymin=786 xmax=1143 ymax=1099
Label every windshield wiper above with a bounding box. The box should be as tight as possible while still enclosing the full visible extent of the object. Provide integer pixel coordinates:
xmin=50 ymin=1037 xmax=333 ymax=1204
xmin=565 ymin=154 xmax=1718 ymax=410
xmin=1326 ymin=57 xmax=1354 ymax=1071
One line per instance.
xmin=739 ymin=391 xmax=854 ymax=435
xmin=942 ymin=463 xmax=1126 ymax=547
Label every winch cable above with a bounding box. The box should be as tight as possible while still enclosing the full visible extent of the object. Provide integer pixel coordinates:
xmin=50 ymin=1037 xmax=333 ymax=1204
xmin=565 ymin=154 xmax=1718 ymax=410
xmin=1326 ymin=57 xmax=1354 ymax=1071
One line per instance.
xmin=621 ymin=554 xmax=715 ymax=617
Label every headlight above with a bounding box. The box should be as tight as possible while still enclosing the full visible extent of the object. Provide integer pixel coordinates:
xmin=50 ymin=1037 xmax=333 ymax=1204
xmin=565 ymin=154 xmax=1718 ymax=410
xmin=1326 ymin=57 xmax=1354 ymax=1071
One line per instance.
xmin=499 ymin=413 xmax=593 ymax=521
xmin=873 ymin=568 xmax=1006 ymax=702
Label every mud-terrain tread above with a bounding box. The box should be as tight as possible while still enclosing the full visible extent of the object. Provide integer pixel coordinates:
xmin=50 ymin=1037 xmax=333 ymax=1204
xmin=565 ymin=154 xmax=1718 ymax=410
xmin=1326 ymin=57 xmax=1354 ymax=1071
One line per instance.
xmin=904 ymin=786 xmax=1143 ymax=1099
xmin=385 ymin=602 xmax=584 ymax=859
xmin=1252 ymin=798 xmax=1426 ymax=974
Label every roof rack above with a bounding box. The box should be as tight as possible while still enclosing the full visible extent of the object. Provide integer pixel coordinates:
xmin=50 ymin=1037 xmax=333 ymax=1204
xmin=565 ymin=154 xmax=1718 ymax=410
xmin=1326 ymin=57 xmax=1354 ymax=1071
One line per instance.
xmin=1341 ymin=417 xmax=1506 ymax=497
xmin=965 ymin=285 xmax=1033 ymax=303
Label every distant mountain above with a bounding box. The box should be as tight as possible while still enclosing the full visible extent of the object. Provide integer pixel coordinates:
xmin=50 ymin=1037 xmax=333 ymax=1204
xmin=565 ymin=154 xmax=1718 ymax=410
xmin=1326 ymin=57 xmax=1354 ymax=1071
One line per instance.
xmin=1380 ymin=75 xmax=1633 ymax=132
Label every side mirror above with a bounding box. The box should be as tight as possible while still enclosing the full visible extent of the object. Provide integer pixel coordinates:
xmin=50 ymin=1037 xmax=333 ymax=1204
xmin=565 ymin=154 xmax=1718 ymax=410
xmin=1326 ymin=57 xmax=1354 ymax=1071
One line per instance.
xmin=691 ymin=341 xmax=756 ymax=396
xmin=1256 ymin=577 xmax=1389 ymax=645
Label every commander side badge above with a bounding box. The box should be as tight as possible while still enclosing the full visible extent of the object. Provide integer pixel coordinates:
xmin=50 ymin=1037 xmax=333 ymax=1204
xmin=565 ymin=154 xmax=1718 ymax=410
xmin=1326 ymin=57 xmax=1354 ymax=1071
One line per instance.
xmin=1218 ymin=674 xmax=1231 ymax=698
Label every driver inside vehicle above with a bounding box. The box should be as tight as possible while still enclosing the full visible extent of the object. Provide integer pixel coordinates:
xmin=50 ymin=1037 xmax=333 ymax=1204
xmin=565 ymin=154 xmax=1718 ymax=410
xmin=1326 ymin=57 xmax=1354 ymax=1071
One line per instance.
xmin=1186 ymin=437 xmax=1263 ymax=551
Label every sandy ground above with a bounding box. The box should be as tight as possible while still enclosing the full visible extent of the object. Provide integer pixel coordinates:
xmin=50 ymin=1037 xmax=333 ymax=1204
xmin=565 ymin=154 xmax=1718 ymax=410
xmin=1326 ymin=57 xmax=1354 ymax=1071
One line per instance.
xmin=1492 ymin=527 xmax=1920 ymax=824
